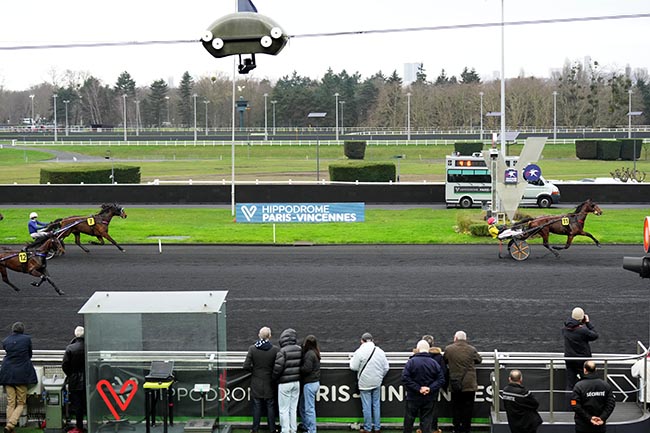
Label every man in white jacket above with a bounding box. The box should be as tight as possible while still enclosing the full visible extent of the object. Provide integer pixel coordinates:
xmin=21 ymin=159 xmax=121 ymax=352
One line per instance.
xmin=631 ymin=354 xmax=650 ymax=403
xmin=350 ymin=332 xmax=390 ymax=433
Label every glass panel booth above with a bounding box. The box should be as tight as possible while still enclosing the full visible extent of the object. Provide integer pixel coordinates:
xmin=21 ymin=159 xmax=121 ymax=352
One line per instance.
xmin=79 ymin=291 xmax=228 ymax=433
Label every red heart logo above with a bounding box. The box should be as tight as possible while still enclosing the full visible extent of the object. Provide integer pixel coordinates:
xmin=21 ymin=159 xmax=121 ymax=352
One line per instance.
xmin=96 ymin=379 xmax=139 ymax=420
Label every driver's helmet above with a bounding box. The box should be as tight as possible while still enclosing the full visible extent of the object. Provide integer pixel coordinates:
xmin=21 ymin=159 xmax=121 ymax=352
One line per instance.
xmin=29 ymin=212 xmax=38 ymax=219
xmin=487 ymin=217 xmax=496 ymax=225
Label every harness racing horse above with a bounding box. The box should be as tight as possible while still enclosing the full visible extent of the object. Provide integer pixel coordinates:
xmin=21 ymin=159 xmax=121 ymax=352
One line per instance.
xmin=50 ymin=203 xmax=127 ymax=253
xmin=0 ymin=234 xmax=65 ymax=295
xmin=524 ymin=199 xmax=602 ymax=257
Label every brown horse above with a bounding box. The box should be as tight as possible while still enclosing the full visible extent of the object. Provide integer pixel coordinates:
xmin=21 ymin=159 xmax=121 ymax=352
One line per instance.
xmin=0 ymin=234 xmax=65 ymax=295
xmin=50 ymin=203 xmax=127 ymax=253
xmin=524 ymin=199 xmax=602 ymax=257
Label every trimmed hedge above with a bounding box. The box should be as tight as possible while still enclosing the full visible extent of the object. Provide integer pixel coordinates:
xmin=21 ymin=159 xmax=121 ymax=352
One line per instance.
xmin=575 ymin=140 xmax=599 ymax=159
xmin=454 ymin=142 xmax=484 ymax=156
xmin=329 ymin=162 xmax=396 ymax=182
xmin=576 ymin=139 xmax=642 ymax=161
xmin=40 ymin=165 xmax=141 ymax=184
xmin=619 ymin=139 xmax=643 ymax=161
xmin=596 ymin=140 xmax=621 ymax=160
xmin=343 ymin=140 xmax=367 ymax=160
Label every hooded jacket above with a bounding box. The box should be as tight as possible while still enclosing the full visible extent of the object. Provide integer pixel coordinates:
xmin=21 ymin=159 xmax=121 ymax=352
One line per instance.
xmin=563 ymin=318 xmax=598 ymax=358
xmin=272 ymin=329 xmax=302 ymax=384
xmin=243 ymin=338 xmax=279 ymax=399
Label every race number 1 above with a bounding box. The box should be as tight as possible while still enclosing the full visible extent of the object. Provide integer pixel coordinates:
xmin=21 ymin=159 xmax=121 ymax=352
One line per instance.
xmin=561 ymin=217 xmax=570 ymax=226
xmin=87 ymin=217 xmax=95 ymax=226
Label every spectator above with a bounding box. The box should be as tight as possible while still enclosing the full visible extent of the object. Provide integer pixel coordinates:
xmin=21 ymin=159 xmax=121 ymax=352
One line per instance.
xmin=272 ymin=329 xmax=302 ymax=433
xmin=631 ymin=353 xmax=650 ymax=403
xmin=500 ymin=370 xmax=543 ymax=433
xmin=243 ymin=327 xmax=279 ymax=433
xmin=28 ymin=212 xmax=48 ymax=239
xmin=349 ymin=332 xmax=389 ymax=433
xmin=300 ymin=335 xmax=321 ymax=433
xmin=443 ymin=330 xmax=482 ymax=433
xmin=402 ymin=340 xmax=445 ymax=433
xmin=563 ymin=307 xmax=598 ymax=391
xmin=0 ymin=322 xmax=38 ymax=433
xmin=571 ymin=361 xmax=615 ymax=433
xmin=62 ymin=326 xmax=86 ymax=433
xmin=415 ymin=335 xmax=446 ymax=433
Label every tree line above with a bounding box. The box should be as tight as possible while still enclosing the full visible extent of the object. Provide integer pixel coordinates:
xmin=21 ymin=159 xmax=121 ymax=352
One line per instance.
xmin=1 ymin=60 xmax=648 ymax=131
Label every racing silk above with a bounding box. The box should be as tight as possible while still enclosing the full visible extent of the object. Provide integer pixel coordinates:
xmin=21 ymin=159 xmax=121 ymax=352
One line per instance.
xmin=28 ymin=219 xmax=48 ymax=234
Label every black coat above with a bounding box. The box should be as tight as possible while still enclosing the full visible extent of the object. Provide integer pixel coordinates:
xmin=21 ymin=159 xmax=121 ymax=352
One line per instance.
xmin=563 ymin=318 xmax=598 ymax=357
xmin=273 ymin=329 xmax=302 ymax=384
xmin=0 ymin=332 xmax=38 ymax=385
xmin=500 ymin=382 xmax=543 ymax=433
xmin=243 ymin=340 xmax=279 ymax=399
xmin=62 ymin=337 xmax=85 ymax=391
xmin=571 ymin=373 xmax=616 ymax=433
xmin=300 ymin=349 xmax=320 ymax=384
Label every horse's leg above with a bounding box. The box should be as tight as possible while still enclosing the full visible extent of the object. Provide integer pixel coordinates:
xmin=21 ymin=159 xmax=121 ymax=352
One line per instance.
xmin=540 ymin=230 xmax=560 ymax=257
xmin=29 ymin=270 xmax=64 ymax=295
xmin=553 ymin=234 xmax=575 ymax=250
xmin=102 ymin=232 xmax=126 ymax=252
xmin=0 ymin=266 xmax=20 ymax=292
xmin=580 ymin=231 xmax=601 ymax=247
xmin=74 ymin=232 xmax=90 ymax=253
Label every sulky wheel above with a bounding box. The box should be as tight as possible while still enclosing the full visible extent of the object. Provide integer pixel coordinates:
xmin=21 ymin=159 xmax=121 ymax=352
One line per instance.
xmin=508 ymin=238 xmax=530 ymax=261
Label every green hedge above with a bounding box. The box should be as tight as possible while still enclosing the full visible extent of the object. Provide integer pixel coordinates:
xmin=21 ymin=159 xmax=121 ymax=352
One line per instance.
xmin=329 ymin=162 xmax=396 ymax=182
xmin=343 ymin=140 xmax=367 ymax=160
xmin=40 ymin=165 xmax=141 ymax=184
xmin=619 ymin=139 xmax=643 ymax=161
xmin=454 ymin=142 xmax=484 ymax=156
xmin=575 ymin=140 xmax=599 ymax=159
xmin=596 ymin=140 xmax=621 ymax=160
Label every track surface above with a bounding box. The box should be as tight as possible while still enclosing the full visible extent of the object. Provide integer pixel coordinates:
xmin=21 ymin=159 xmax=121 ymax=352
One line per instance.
xmin=0 ymin=244 xmax=648 ymax=355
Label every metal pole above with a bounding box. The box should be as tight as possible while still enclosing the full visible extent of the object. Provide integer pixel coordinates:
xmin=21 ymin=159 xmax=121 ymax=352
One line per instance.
xmin=165 ymin=96 xmax=170 ymax=125
xmin=231 ymin=58 xmax=236 ymax=216
xmin=135 ymin=100 xmax=140 ymax=136
xmin=264 ymin=93 xmax=268 ymax=141
xmin=553 ymin=91 xmax=558 ymax=141
xmin=271 ymin=100 xmax=277 ymax=135
xmin=340 ymin=100 xmax=345 ymax=135
xmin=193 ymin=94 xmax=198 ymax=144
xmin=29 ymin=94 xmax=35 ymax=127
xmin=122 ymin=94 xmax=127 ymax=141
xmin=63 ymin=100 xmax=69 ymax=137
xmin=53 ymin=94 xmax=58 ymax=142
xmin=335 ymin=92 xmax=339 ymax=141
xmin=479 ymin=91 xmax=484 ymax=141
xmin=204 ymin=100 xmax=210 ymax=136
xmin=407 ymin=93 xmax=411 ymax=141
xmin=500 ymin=0 xmax=506 ymax=156
xmin=629 ymin=90 xmax=633 ymax=139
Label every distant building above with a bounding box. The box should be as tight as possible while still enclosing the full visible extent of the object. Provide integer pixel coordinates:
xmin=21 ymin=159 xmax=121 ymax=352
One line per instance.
xmin=404 ymin=63 xmax=420 ymax=85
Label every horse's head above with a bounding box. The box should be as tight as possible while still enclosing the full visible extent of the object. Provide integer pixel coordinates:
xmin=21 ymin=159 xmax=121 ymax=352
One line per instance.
xmin=585 ymin=199 xmax=602 ymax=216
xmin=101 ymin=203 xmax=127 ymax=219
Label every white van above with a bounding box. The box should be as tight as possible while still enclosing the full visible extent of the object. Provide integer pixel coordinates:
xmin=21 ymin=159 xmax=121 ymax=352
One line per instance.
xmin=445 ymin=154 xmax=560 ymax=208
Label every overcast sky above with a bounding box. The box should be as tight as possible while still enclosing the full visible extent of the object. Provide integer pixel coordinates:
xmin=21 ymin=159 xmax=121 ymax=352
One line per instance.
xmin=1 ymin=0 xmax=649 ymax=91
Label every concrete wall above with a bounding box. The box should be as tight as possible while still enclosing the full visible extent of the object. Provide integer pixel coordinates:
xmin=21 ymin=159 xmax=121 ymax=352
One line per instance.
xmin=0 ymin=183 xmax=648 ymax=205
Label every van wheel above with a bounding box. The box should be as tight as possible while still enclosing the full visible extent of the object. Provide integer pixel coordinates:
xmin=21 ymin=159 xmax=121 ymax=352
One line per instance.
xmin=459 ymin=197 xmax=473 ymax=209
xmin=537 ymin=196 xmax=552 ymax=208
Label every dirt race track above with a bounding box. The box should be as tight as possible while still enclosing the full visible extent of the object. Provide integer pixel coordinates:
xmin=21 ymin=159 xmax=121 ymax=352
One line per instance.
xmin=0 ymin=244 xmax=648 ymax=355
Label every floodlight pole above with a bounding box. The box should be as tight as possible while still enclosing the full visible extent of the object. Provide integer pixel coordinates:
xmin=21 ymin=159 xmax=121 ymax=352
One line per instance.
xmin=553 ymin=91 xmax=558 ymax=141
xmin=407 ymin=93 xmax=412 ymax=141
xmin=63 ymin=100 xmax=69 ymax=137
xmin=500 ymin=0 xmax=506 ymax=156
xmin=264 ymin=93 xmax=268 ymax=141
xmin=334 ymin=93 xmax=339 ymax=142
xmin=53 ymin=94 xmax=58 ymax=142
xmin=122 ymin=94 xmax=127 ymax=142
xmin=193 ymin=94 xmax=198 ymax=144
xmin=479 ymin=91 xmax=484 ymax=141
xmin=271 ymin=100 xmax=277 ymax=136
xmin=628 ymin=90 xmax=633 ymax=139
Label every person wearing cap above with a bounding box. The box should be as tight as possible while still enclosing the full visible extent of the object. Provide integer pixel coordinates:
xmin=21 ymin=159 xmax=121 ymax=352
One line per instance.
xmin=350 ymin=332 xmax=389 ymax=433
xmin=0 ymin=322 xmax=38 ymax=433
xmin=62 ymin=326 xmax=86 ymax=433
xmin=28 ymin=211 xmax=49 ymax=239
xmin=402 ymin=340 xmax=445 ymax=433
xmin=244 ymin=327 xmax=279 ymax=433
xmin=563 ymin=307 xmax=598 ymax=392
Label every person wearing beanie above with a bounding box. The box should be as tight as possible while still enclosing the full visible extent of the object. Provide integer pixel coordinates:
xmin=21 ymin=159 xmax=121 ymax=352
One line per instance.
xmin=563 ymin=307 xmax=598 ymax=392
xmin=62 ymin=326 xmax=86 ymax=433
xmin=402 ymin=340 xmax=445 ymax=433
xmin=244 ymin=327 xmax=280 ymax=433
xmin=0 ymin=322 xmax=38 ymax=433
xmin=349 ymin=332 xmax=389 ymax=433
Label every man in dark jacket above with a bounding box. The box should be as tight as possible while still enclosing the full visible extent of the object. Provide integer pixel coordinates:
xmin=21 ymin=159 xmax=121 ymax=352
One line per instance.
xmin=563 ymin=307 xmax=598 ymax=391
xmin=571 ymin=361 xmax=615 ymax=433
xmin=272 ymin=329 xmax=302 ymax=433
xmin=500 ymin=370 xmax=543 ymax=433
xmin=243 ymin=327 xmax=280 ymax=433
xmin=62 ymin=326 xmax=85 ymax=433
xmin=402 ymin=340 xmax=445 ymax=433
xmin=443 ymin=330 xmax=482 ymax=433
xmin=0 ymin=322 xmax=38 ymax=433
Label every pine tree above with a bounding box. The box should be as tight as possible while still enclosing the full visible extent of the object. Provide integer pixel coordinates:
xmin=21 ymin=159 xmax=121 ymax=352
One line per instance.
xmin=177 ymin=71 xmax=195 ymax=127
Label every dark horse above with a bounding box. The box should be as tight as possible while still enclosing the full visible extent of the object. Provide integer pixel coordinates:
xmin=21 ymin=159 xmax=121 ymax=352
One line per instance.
xmin=49 ymin=203 xmax=127 ymax=253
xmin=524 ymin=199 xmax=602 ymax=257
xmin=0 ymin=234 xmax=65 ymax=295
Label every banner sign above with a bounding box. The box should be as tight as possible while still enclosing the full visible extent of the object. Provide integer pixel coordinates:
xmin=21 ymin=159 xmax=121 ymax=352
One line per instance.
xmin=236 ymin=203 xmax=365 ymax=224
